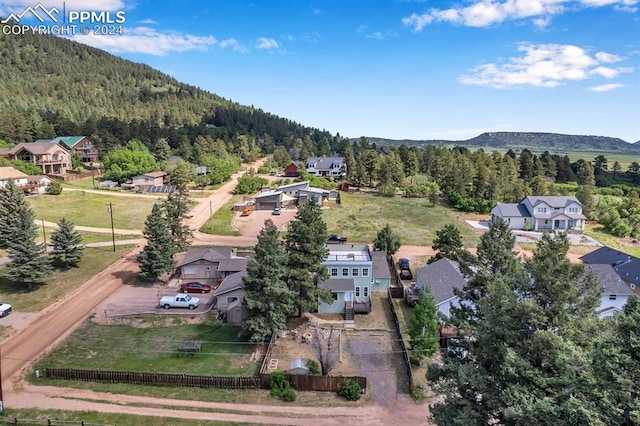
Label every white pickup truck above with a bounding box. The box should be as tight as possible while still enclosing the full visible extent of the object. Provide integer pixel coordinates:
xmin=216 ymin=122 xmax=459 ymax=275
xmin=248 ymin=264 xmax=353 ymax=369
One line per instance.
xmin=0 ymin=301 xmax=12 ymax=318
xmin=160 ymin=294 xmax=200 ymax=310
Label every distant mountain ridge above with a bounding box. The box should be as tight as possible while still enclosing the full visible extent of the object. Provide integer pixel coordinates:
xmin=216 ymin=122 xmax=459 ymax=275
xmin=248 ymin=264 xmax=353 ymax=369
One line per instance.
xmin=367 ymin=132 xmax=640 ymax=154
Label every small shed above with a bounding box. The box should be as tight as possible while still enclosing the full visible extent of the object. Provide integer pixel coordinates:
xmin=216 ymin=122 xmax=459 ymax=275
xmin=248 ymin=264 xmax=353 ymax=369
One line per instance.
xmin=289 ymin=358 xmax=309 ymax=375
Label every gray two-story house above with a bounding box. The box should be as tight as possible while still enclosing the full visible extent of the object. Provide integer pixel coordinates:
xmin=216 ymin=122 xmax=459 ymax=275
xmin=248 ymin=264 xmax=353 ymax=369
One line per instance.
xmin=491 ymin=196 xmax=586 ymax=232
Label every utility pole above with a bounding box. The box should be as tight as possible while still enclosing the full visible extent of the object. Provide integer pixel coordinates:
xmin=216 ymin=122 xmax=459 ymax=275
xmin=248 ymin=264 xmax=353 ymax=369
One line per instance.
xmin=107 ymin=202 xmax=115 ymax=252
xmin=0 ymin=345 xmax=4 ymax=412
xmin=209 ymin=200 xmax=213 ymax=230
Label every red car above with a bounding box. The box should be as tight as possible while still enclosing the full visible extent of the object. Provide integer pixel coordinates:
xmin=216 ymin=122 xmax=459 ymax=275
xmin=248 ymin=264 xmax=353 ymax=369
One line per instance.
xmin=179 ymin=282 xmax=212 ymax=294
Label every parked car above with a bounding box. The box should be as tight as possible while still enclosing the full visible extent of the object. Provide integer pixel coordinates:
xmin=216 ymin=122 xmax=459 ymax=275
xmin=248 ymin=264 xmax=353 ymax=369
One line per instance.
xmin=180 ymin=282 xmax=212 ymax=294
xmin=327 ymin=234 xmax=347 ymax=244
xmin=0 ymin=301 xmax=12 ymax=318
xmin=160 ymin=294 xmax=200 ymax=310
xmin=399 ymin=258 xmax=410 ymax=270
xmin=272 ymin=207 xmax=281 ymax=215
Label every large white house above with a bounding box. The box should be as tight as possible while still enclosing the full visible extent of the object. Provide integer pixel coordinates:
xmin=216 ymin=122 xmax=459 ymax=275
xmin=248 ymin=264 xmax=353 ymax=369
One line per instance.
xmin=305 ymin=156 xmax=345 ymax=178
xmin=491 ymin=196 xmax=586 ymax=232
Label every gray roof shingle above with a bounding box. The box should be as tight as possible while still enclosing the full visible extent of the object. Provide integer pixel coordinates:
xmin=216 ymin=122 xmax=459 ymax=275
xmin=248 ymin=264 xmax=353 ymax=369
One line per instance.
xmin=415 ymin=259 xmax=469 ymax=305
xmin=580 ymin=247 xmax=640 ymax=286
xmin=318 ymin=278 xmax=354 ymax=292
xmin=493 ymin=203 xmax=531 ymax=217
xmin=371 ymin=251 xmax=391 ymax=279
xmin=585 ymin=264 xmax=634 ymax=296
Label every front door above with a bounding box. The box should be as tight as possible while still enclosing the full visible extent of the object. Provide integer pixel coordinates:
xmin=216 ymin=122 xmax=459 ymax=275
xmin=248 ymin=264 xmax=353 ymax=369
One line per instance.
xmin=554 ymin=220 xmax=560 ymax=229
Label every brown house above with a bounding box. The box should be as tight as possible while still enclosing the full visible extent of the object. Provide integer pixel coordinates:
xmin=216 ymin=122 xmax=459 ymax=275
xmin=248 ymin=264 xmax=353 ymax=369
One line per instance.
xmin=36 ymin=136 xmax=99 ymax=163
xmin=212 ymin=270 xmax=248 ymax=325
xmin=177 ymin=247 xmax=250 ymax=285
xmin=130 ymin=171 xmax=169 ymax=190
xmin=7 ymin=142 xmax=71 ymax=175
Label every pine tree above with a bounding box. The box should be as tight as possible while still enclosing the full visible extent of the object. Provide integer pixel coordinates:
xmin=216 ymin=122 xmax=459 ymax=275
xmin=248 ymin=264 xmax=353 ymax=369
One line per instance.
xmin=373 ymin=224 xmax=401 ymax=257
xmin=49 ymin=217 xmax=84 ymax=267
xmin=4 ymin=183 xmax=52 ymax=291
xmin=408 ymin=287 xmax=440 ymax=363
xmin=0 ymin=179 xmax=24 ymax=247
xmin=242 ymin=219 xmax=296 ymax=342
xmin=163 ymin=189 xmax=193 ymax=252
xmin=138 ymin=203 xmax=175 ymax=280
xmin=285 ymin=198 xmax=331 ymax=315
xmin=430 ymin=224 xmax=469 ymax=264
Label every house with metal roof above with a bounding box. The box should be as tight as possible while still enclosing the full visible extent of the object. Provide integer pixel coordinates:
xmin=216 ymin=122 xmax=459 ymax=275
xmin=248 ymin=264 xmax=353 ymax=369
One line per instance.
xmin=491 ymin=196 xmax=586 ymax=232
xmin=36 ymin=136 xmax=99 ymax=163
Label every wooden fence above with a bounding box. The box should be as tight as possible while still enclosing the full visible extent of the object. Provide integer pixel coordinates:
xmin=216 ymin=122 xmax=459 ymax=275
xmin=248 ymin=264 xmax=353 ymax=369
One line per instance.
xmin=387 ymin=288 xmax=414 ymax=388
xmin=56 ymin=172 xmax=96 ymax=182
xmin=0 ymin=416 xmax=111 ymax=426
xmin=42 ymin=367 xmax=366 ymax=393
xmin=42 ymin=368 xmax=261 ymax=389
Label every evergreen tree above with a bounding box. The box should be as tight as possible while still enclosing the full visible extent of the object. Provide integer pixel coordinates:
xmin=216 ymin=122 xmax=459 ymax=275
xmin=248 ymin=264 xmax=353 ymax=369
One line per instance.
xmin=285 ymin=198 xmax=331 ymax=315
xmin=4 ymin=183 xmax=52 ymax=291
xmin=0 ymin=179 xmax=24 ymax=247
xmin=138 ymin=203 xmax=175 ymax=280
xmin=430 ymin=232 xmax=603 ymax=425
xmin=163 ymin=187 xmax=193 ymax=252
xmin=430 ymin=224 xmax=468 ymax=263
xmin=373 ymin=224 xmax=401 ymax=257
xmin=408 ymin=287 xmax=440 ymax=363
xmin=49 ymin=217 xmax=84 ymax=267
xmin=242 ymin=219 xmax=296 ymax=342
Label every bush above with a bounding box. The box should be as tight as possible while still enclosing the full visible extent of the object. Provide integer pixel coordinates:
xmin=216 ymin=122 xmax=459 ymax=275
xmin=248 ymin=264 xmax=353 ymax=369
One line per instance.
xmin=337 ymin=379 xmax=361 ymax=401
xmin=281 ymin=386 xmax=297 ymax=402
xmin=307 ymin=359 xmax=320 ymax=375
xmin=47 ymin=180 xmax=63 ymax=195
xmin=269 ymin=371 xmax=289 ymax=397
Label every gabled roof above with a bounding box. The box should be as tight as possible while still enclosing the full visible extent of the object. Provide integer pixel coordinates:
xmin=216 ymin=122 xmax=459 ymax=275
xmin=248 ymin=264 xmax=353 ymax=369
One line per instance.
xmin=580 ymin=247 xmax=640 ymax=286
xmin=36 ymin=136 xmax=89 ymax=149
xmin=371 ymin=251 xmax=391 ymax=279
xmin=318 ymin=278 xmax=354 ymax=292
xmin=306 ymin=156 xmax=344 ymax=170
xmin=27 ymin=175 xmax=51 ymax=183
xmin=217 ymin=258 xmax=249 ymax=272
xmin=525 ymin=196 xmax=582 ymax=208
xmin=0 ymin=147 xmax=10 ymax=157
xmin=276 ymin=181 xmax=310 ymax=191
xmin=415 ymin=258 xmax=469 ymax=305
xmin=492 ymin=203 xmax=531 ymax=217
xmin=143 ymin=171 xmax=167 ymax=178
xmin=0 ymin=166 xmax=28 ymax=180
xmin=255 ymin=190 xmax=282 ymax=199
xmin=585 ymin=264 xmax=634 ymax=296
xmin=213 ymin=270 xmax=247 ymax=296
xmin=8 ymin=142 xmax=69 ymax=155
xmin=177 ymin=247 xmax=237 ymax=267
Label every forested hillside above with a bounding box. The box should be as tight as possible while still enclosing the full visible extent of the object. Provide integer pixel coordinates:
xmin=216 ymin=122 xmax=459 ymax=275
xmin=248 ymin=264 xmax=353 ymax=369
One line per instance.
xmin=0 ymin=24 xmax=337 ymax=154
xmin=369 ymin=132 xmax=640 ymax=154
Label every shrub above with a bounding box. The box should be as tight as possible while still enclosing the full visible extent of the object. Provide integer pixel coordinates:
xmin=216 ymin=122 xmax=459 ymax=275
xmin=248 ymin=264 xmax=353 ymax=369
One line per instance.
xmin=269 ymin=371 xmax=289 ymax=398
xmin=281 ymin=386 xmax=297 ymax=402
xmin=337 ymin=379 xmax=361 ymax=401
xmin=47 ymin=180 xmax=63 ymax=195
xmin=307 ymin=359 xmax=320 ymax=375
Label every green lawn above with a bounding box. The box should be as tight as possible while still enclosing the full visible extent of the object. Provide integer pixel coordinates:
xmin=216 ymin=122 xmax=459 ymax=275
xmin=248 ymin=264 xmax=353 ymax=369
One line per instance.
xmin=27 ymin=192 xmax=160 ymax=230
xmin=199 ymin=195 xmax=242 ymax=236
xmin=34 ymin=318 xmax=258 ymax=376
xmin=322 ymin=192 xmax=479 ymax=247
xmin=62 ymin=175 xmax=102 ymax=190
xmin=0 ymin=246 xmax=133 ymax=312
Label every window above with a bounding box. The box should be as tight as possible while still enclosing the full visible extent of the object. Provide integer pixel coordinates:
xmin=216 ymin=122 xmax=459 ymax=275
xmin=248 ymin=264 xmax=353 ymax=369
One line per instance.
xmin=363 ymin=287 xmax=369 ymax=297
xmin=342 ymin=268 xmax=349 ymax=277
xmin=362 ymin=268 xmax=369 ymax=277
xmin=568 ymin=207 xmax=579 ymax=213
xmin=352 ymin=268 xmax=359 ymax=277
xmin=609 ymin=294 xmax=617 ymax=301
xmin=226 ymin=296 xmax=238 ymax=304
xmin=332 ymin=293 xmax=338 ymax=301
xmin=355 ymin=287 xmax=361 ymax=297
xmin=330 ymin=268 xmax=338 ymax=277
xmin=183 ymin=266 xmax=196 ymax=276
xmin=537 ymin=207 xmax=548 ymax=213
xmin=205 ymin=266 xmax=210 ymax=271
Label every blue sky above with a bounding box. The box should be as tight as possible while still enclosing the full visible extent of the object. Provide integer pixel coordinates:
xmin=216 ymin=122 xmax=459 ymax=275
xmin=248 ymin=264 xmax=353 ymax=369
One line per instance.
xmin=2 ymin=0 xmax=639 ymax=142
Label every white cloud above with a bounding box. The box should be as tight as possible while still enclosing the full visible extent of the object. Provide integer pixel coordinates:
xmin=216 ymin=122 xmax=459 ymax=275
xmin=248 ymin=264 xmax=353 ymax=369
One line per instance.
xmin=312 ymin=8 xmax=321 ymax=15
xmin=69 ymin=26 xmax=217 ymax=56
xmin=356 ymin=24 xmax=368 ymax=33
xmin=138 ymin=18 xmax=156 ymax=24
xmin=219 ymin=38 xmax=247 ymax=53
xmin=459 ymin=43 xmax=633 ymax=88
xmin=587 ymin=83 xmax=624 ymax=91
xmin=256 ymin=37 xmax=279 ymax=49
xmin=402 ymin=0 xmax=637 ymax=30
xmin=367 ymin=32 xmax=384 ymax=40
